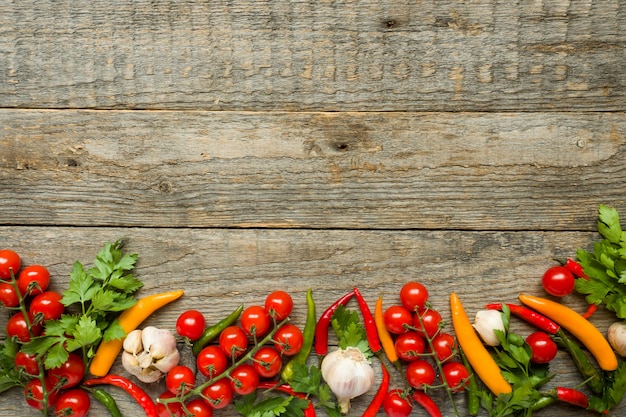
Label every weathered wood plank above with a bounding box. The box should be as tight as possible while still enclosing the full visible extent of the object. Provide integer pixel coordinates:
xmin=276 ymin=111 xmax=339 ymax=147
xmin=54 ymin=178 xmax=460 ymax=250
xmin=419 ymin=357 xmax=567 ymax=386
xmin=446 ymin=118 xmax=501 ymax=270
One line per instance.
xmin=1 ymin=0 xmax=624 ymax=111
xmin=1 ymin=110 xmax=625 ymax=230
xmin=0 ymin=227 xmax=620 ymax=416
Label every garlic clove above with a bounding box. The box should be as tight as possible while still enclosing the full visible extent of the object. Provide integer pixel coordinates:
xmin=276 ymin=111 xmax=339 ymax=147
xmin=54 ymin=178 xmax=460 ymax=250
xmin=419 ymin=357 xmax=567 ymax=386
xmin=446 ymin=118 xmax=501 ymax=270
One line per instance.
xmin=123 ymin=329 xmax=144 ymax=355
xmin=153 ymin=349 xmax=180 ymax=373
xmin=473 ymin=309 xmax=505 ymax=346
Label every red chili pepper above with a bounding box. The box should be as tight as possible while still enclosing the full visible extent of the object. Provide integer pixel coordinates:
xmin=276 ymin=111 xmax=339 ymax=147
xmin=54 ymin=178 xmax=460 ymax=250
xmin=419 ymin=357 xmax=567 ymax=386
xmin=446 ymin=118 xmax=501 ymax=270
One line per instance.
xmin=563 ymin=258 xmax=588 ymax=279
xmin=353 ymin=287 xmax=382 ymax=354
xmin=411 ymin=391 xmax=443 ymax=417
xmin=84 ymin=374 xmax=157 ymax=417
xmin=258 ymin=382 xmax=316 ymax=417
xmin=581 ymin=303 xmax=598 ymax=319
xmin=362 ymin=362 xmax=390 ymax=417
xmin=314 ymin=290 xmax=355 ymax=357
xmin=485 ymin=303 xmax=560 ymax=334
xmin=555 ymin=386 xmax=589 ymax=409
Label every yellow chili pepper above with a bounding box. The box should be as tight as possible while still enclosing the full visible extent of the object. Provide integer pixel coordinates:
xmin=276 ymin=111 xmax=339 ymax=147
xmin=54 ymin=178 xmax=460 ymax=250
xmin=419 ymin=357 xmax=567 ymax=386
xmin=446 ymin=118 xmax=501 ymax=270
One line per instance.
xmin=450 ymin=292 xmax=512 ymax=396
xmin=519 ymin=293 xmax=617 ymax=371
xmin=89 ymin=289 xmax=184 ymax=377
xmin=374 ymin=295 xmax=399 ymax=366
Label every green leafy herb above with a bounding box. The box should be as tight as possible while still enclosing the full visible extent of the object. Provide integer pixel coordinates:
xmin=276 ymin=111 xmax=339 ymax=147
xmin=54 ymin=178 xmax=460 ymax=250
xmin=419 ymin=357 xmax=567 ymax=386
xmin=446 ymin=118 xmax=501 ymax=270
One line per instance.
xmin=588 ymin=360 xmax=626 ymax=413
xmin=0 ymin=338 xmax=22 ymax=394
xmin=289 ymin=362 xmax=341 ymax=417
xmin=234 ymin=391 xmax=309 ymax=417
xmin=330 ymin=305 xmax=371 ymax=358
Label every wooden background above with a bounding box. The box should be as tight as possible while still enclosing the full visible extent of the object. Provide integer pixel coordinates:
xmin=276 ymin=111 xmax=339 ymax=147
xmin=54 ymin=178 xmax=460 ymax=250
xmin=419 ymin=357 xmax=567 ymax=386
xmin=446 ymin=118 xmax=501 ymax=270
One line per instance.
xmin=1 ymin=1 xmax=625 ymax=416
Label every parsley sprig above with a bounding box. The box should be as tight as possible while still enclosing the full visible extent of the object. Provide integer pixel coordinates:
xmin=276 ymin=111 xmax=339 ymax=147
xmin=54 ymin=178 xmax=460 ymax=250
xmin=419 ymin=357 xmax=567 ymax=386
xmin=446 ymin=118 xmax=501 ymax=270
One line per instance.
xmin=234 ymin=391 xmax=310 ymax=417
xmin=330 ymin=305 xmax=372 ymax=359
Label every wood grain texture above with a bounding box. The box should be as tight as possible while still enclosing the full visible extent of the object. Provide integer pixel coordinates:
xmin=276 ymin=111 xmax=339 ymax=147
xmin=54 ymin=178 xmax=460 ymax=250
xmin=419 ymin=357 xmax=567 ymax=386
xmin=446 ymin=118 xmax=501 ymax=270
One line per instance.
xmin=1 ymin=110 xmax=625 ymax=230
xmin=1 ymin=0 xmax=624 ymax=111
xmin=0 ymin=227 xmax=621 ymax=416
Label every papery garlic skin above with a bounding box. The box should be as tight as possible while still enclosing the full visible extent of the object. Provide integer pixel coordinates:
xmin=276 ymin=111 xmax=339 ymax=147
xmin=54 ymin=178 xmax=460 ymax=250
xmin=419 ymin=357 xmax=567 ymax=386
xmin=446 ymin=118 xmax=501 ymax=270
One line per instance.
xmin=473 ymin=310 xmax=505 ymax=346
xmin=321 ymin=347 xmax=375 ymax=414
xmin=121 ymin=326 xmax=180 ymax=383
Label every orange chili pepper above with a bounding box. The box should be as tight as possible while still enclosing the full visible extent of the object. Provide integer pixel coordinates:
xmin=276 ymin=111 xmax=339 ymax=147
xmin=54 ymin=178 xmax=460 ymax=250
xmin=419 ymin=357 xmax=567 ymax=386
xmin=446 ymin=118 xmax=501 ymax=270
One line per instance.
xmin=519 ymin=293 xmax=617 ymax=371
xmin=450 ymin=292 xmax=512 ymax=396
xmin=374 ymin=295 xmax=399 ymax=366
xmin=89 ymin=289 xmax=184 ymax=376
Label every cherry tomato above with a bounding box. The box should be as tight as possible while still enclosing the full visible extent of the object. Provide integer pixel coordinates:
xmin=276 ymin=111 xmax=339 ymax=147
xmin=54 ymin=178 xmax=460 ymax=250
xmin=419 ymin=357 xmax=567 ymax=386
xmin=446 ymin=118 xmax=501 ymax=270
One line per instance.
xmin=166 ymin=365 xmax=195 ymax=395
xmin=405 ymin=359 xmax=436 ymax=389
xmin=252 ymin=346 xmax=283 ymax=378
xmin=441 ymin=361 xmax=470 ymax=392
xmin=219 ymin=325 xmax=249 ymax=358
xmin=7 ymin=311 xmax=41 ymax=342
xmin=399 ymin=281 xmax=429 ymax=312
xmin=274 ymin=323 xmax=304 ymax=356
xmin=0 ymin=249 xmax=21 ymax=280
xmin=24 ymin=377 xmax=58 ymax=410
xmin=197 ymin=345 xmax=228 ymax=379
xmin=240 ymin=305 xmax=271 ymax=337
xmin=413 ymin=308 xmax=442 ymax=339
xmin=394 ymin=331 xmax=425 ymax=362
xmin=431 ymin=332 xmax=457 ymax=362
xmin=383 ymin=389 xmax=413 ymax=417
xmin=526 ymin=331 xmax=558 ymax=364
xmin=156 ymin=391 xmax=185 ymax=417
xmin=383 ymin=305 xmax=413 ymax=334
xmin=542 ymin=266 xmax=575 ymax=297
xmin=48 ymin=352 xmax=85 ymax=389
xmin=29 ymin=291 xmax=64 ymax=322
xmin=14 ymin=351 xmax=39 ymax=375
xmin=17 ymin=265 xmax=50 ymax=297
xmin=54 ymin=388 xmax=90 ymax=417
xmin=186 ymin=398 xmax=213 ymax=417
xmin=0 ymin=282 xmax=19 ymax=307
xmin=176 ymin=309 xmax=206 ymax=341
xmin=202 ymin=378 xmax=233 ymax=410
xmin=264 ymin=290 xmax=293 ymax=321
xmin=230 ymin=363 xmax=260 ymax=395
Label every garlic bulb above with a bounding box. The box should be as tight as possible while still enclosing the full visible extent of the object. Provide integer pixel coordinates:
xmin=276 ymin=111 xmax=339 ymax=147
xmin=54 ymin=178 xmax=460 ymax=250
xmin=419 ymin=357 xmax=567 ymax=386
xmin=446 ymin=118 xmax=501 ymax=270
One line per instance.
xmin=608 ymin=321 xmax=626 ymax=357
xmin=321 ymin=347 xmax=375 ymax=414
xmin=473 ymin=310 xmax=505 ymax=346
xmin=121 ymin=326 xmax=180 ymax=383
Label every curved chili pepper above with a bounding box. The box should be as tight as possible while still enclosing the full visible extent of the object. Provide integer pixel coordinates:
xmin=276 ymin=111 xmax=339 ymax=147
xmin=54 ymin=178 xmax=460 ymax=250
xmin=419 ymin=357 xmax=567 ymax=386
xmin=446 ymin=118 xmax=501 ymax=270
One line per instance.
xmin=374 ymin=295 xmax=399 ymax=366
xmin=282 ymin=289 xmax=316 ymax=382
xmin=92 ymin=388 xmax=123 ymax=417
xmin=485 ymin=303 xmax=560 ymax=334
xmin=257 ymin=382 xmax=317 ymax=417
xmin=314 ymin=290 xmax=354 ymax=358
xmin=89 ymin=289 xmax=184 ymax=376
xmin=353 ymin=287 xmax=382 ymax=354
xmin=581 ymin=303 xmax=598 ymax=319
xmin=555 ymin=386 xmax=589 ymax=408
xmin=450 ymin=293 xmax=512 ymax=396
xmin=519 ymin=293 xmax=618 ymax=371
xmin=84 ymin=375 xmax=157 ymax=417
xmin=459 ymin=347 xmax=480 ymax=416
xmin=552 ymin=329 xmax=604 ymax=394
xmin=562 ymin=258 xmax=587 ymax=278
xmin=362 ymin=361 xmax=389 ymax=417
xmin=192 ymin=303 xmax=244 ymax=356
xmin=411 ymin=391 xmax=443 ymax=417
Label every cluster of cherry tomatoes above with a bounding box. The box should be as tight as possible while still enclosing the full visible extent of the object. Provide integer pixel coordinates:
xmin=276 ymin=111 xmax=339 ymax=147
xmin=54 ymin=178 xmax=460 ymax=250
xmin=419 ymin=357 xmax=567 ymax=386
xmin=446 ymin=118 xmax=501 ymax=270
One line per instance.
xmin=156 ymin=290 xmax=304 ymax=417
xmin=381 ymin=282 xmax=470 ymax=417
xmin=0 ymin=249 xmax=90 ymax=417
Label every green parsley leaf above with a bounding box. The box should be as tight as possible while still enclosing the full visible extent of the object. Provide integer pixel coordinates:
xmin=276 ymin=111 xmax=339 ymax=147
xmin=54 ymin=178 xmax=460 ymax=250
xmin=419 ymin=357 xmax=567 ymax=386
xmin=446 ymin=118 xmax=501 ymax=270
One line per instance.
xmin=598 ymin=204 xmax=623 ymax=244
xmin=330 ymin=305 xmax=372 ymax=358
xmin=234 ymin=392 xmax=304 ymax=417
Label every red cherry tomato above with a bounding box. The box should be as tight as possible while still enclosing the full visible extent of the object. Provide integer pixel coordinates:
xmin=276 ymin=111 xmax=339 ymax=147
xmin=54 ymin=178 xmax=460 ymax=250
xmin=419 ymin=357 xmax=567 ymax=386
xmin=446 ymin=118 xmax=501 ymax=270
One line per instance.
xmin=202 ymin=378 xmax=233 ymax=410
xmin=394 ymin=331 xmax=426 ymax=362
xmin=542 ymin=266 xmax=575 ymax=297
xmin=219 ymin=325 xmax=249 ymax=359
xmin=0 ymin=249 xmax=21 ymax=280
xmin=264 ymin=290 xmax=293 ymax=321
xmin=166 ymin=365 xmax=196 ymax=395
xmin=252 ymin=346 xmax=282 ymax=378
xmin=14 ymin=351 xmax=39 ymax=375
xmin=240 ymin=305 xmax=271 ymax=337
xmin=185 ymin=398 xmax=213 ymax=417
xmin=0 ymin=282 xmax=19 ymax=307
xmin=29 ymin=291 xmax=64 ymax=322
xmin=48 ymin=352 xmax=85 ymax=389
xmin=441 ymin=361 xmax=470 ymax=392
xmin=526 ymin=331 xmax=558 ymax=364
xmin=176 ymin=310 xmax=206 ymax=341
xmin=7 ymin=311 xmax=41 ymax=342
xmin=196 ymin=345 xmax=228 ymax=379
xmin=274 ymin=323 xmax=304 ymax=356
xmin=156 ymin=391 xmax=185 ymax=417
xmin=383 ymin=389 xmax=413 ymax=417
xmin=413 ymin=308 xmax=442 ymax=339
xmin=54 ymin=388 xmax=90 ymax=417
xmin=17 ymin=265 xmax=50 ymax=297
xmin=431 ymin=332 xmax=457 ymax=362
xmin=384 ymin=305 xmax=413 ymax=334
xmin=399 ymin=281 xmax=429 ymax=312
xmin=24 ymin=377 xmax=58 ymax=410
xmin=405 ymin=359 xmax=436 ymax=389
xmin=230 ymin=363 xmax=260 ymax=395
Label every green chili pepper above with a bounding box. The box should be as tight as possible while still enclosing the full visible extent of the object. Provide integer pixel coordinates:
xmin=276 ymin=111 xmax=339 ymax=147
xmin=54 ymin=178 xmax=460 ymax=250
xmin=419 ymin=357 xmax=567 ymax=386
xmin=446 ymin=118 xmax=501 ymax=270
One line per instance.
xmin=192 ymin=304 xmax=244 ymax=356
xmin=459 ymin=346 xmax=480 ymax=416
xmin=92 ymin=388 xmax=123 ymax=417
xmin=554 ymin=329 xmax=603 ymax=395
xmin=281 ymin=289 xmax=316 ymax=383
